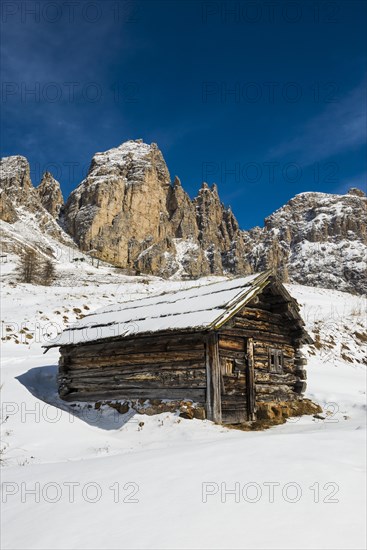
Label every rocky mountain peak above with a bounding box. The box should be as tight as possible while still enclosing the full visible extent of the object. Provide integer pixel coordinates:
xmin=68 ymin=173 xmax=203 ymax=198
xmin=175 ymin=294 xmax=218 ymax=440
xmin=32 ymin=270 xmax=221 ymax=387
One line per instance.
xmin=0 ymin=155 xmax=33 ymax=198
xmin=348 ymin=187 xmax=366 ymax=197
xmin=243 ymin=189 xmax=367 ymax=294
xmin=37 ymin=172 xmax=64 ymax=218
xmin=62 ymin=140 xmax=248 ymax=277
xmin=86 ymin=139 xmax=171 ymax=189
xmin=0 ymin=156 xmax=38 ymax=224
xmin=0 ymin=155 xmax=74 ymax=249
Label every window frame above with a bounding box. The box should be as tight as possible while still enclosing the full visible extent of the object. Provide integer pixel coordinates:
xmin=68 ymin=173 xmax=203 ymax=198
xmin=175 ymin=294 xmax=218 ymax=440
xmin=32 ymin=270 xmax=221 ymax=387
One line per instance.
xmin=268 ymin=348 xmax=284 ymax=374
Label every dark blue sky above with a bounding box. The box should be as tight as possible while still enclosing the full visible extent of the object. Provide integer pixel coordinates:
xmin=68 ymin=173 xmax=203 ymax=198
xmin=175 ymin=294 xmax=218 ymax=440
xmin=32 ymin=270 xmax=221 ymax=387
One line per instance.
xmin=1 ymin=0 xmax=366 ymax=228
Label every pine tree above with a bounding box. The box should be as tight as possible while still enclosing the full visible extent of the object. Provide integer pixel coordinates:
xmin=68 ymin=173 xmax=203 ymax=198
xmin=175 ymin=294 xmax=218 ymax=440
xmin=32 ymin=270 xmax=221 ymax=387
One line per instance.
xmin=18 ymin=249 xmax=40 ymax=284
xmin=43 ymin=258 xmax=56 ymax=285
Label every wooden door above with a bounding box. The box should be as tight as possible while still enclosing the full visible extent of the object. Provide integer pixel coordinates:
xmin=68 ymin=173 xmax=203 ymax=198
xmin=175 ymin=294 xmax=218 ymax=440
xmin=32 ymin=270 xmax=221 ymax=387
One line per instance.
xmin=218 ymin=335 xmax=247 ymax=424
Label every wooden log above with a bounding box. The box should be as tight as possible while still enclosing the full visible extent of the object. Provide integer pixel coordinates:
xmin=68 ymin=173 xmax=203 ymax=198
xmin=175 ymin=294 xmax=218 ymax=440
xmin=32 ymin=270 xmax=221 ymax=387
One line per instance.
xmin=234 ymin=317 xmax=297 ymax=337
xmin=254 ymin=372 xmax=297 ymax=384
xmin=294 ymin=357 xmax=307 ymax=366
xmin=239 ymin=307 xmax=285 ymax=322
xmin=255 ymin=384 xmax=294 ymax=396
xmin=295 ymin=368 xmax=307 ymax=380
xmin=66 ymin=367 xmax=206 ymax=381
xmin=218 ymin=336 xmax=245 ymax=351
xmin=206 ymin=333 xmax=222 ymax=423
xmin=66 ymin=378 xmax=207 ymax=390
xmin=66 ymin=361 xmax=206 ymax=378
xmin=64 ymin=368 xmax=207 ymax=386
xmin=246 ymin=338 xmax=255 ymax=421
xmin=61 ymin=333 xmax=205 ymax=357
xmin=62 ymin=388 xmax=206 ymax=402
xmin=220 ymin=328 xmax=294 ymax=345
xmin=64 ymin=357 xmax=205 ymax=372
xmin=253 ymin=341 xmax=295 ymax=355
xmin=68 ymin=349 xmax=205 ymax=368
xmin=294 ymin=380 xmax=307 ymax=394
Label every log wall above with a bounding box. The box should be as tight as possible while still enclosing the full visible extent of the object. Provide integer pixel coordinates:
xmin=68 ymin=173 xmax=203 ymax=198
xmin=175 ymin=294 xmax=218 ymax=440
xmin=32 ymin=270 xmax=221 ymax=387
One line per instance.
xmin=218 ymin=289 xmax=306 ymax=423
xmin=58 ymin=332 xmax=207 ymax=403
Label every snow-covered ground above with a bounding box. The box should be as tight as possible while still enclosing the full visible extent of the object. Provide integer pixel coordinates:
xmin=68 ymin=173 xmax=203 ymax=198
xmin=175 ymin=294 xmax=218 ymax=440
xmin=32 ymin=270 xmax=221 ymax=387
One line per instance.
xmin=1 ymin=263 xmax=366 ymax=550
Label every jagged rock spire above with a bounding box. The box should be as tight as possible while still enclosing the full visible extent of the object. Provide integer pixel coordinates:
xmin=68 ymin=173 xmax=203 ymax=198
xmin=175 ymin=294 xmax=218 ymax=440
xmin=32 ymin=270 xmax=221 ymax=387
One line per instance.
xmin=62 ymin=139 xmax=246 ymax=277
xmin=37 ymin=172 xmax=64 ymax=218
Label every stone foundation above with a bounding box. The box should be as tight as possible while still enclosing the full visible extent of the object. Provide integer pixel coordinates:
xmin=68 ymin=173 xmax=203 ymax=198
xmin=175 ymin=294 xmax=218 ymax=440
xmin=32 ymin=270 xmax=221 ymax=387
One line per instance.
xmin=95 ymin=399 xmax=206 ymax=420
xmin=95 ymin=398 xmax=322 ymax=430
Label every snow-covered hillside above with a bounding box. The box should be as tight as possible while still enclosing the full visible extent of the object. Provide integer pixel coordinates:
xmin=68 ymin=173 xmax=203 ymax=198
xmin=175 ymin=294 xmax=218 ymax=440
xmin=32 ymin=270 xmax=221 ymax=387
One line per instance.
xmin=1 ymin=264 xmax=366 ymax=549
xmin=243 ymin=189 xmax=367 ymax=294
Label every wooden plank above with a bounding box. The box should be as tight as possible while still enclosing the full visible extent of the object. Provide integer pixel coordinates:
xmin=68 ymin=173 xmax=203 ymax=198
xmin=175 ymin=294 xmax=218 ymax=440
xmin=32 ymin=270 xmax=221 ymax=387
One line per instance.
xmin=205 ymin=339 xmax=212 ymax=421
xmin=221 ymin=410 xmax=248 ymax=424
xmin=219 ymin=348 xmax=246 ymax=359
xmin=246 ymin=338 xmax=256 ymax=421
xmin=206 ymin=332 xmax=222 ymax=423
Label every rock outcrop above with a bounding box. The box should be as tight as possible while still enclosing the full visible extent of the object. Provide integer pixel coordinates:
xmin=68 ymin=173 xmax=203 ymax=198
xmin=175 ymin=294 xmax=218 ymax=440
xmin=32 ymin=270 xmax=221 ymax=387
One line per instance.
xmin=0 ymin=155 xmax=72 ymax=250
xmin=64 ymin=140 xmax=248 ymax=277
xmin=37 ymin=172 xmax=64 ymax=218
xmin=0 ymin=156 xmax=33 ymax=222
xmin=242 ymin=189 xmax=367 ymax=294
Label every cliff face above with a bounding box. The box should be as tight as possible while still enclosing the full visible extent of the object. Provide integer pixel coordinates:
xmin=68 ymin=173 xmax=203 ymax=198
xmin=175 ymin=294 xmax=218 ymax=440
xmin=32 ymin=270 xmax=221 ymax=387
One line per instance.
xmin=0 ymin=156 xmax=34 ymax=222
xmin=37 ymin=172 xmax=64 ymax=218
xmin=242 ymin=189 xmax=367 ymax=294
xmin=64 ymin=140 xmax=248 ymax=277
xmin=1 ymin=141 xmax=366 ymax=294
xmin=0 ymin=156 xmax=74 ymax=254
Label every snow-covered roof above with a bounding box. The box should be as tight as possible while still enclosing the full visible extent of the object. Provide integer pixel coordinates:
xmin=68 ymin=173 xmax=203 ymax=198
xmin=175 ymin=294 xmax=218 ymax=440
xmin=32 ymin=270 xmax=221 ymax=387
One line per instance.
xmin=45 ymin=271 xmax=282 ymax=348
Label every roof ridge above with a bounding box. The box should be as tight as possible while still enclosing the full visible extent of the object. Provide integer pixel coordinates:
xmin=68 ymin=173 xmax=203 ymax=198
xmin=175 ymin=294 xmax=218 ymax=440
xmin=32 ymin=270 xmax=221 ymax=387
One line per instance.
xmin=82 ymin=273 xmax=265 ymax=320
xmin=43 ymin=270 xmax=281 ymax=349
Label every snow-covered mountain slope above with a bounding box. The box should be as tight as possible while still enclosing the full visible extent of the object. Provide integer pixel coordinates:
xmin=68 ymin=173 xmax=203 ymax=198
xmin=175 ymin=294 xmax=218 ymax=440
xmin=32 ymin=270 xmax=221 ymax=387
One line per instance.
xmin=1 ymin=142 xmax=366 ymax=293
xmin=0 ymin=156 xmax=70 ymax=248
xmin=243 ymin=189 xmax=367 ymax=294
xmin=1 ymin=268 xmax=366 ymax=549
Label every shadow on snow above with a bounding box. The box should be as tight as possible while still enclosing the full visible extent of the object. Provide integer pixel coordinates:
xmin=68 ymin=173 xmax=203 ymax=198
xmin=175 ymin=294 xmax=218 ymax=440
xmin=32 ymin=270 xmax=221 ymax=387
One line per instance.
xmin=16 ymin=364 xmax=136 ymax=430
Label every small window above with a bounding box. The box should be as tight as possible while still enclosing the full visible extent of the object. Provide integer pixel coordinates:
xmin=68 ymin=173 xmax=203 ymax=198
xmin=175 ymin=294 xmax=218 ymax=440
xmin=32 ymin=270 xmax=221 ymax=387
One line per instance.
xmin=221 ymin=359 xmax=234 ymax=376
xmin=269 ymin=349 xmax=283 ymax=373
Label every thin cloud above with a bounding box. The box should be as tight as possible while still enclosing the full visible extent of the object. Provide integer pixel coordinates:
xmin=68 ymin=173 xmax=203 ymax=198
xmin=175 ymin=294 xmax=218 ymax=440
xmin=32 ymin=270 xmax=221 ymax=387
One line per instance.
xmin=269 ymin=80 xmax=367 ymax=166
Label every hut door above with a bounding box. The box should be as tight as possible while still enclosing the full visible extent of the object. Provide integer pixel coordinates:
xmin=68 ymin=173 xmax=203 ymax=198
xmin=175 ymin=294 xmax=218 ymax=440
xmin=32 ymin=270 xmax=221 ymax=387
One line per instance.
xmin=246 ymin=338 xmax=256 ymax=421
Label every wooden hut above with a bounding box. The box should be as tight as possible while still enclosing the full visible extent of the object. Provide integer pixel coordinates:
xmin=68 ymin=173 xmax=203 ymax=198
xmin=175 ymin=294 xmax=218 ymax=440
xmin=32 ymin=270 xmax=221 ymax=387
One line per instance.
xmin=45 ymin=271 xmax=311 ymax=424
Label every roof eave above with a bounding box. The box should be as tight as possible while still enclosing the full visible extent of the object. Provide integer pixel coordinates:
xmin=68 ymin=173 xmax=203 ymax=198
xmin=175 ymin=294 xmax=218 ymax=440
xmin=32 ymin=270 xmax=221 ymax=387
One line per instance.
xmin=209 ymin=270 xmax=273 ymax=330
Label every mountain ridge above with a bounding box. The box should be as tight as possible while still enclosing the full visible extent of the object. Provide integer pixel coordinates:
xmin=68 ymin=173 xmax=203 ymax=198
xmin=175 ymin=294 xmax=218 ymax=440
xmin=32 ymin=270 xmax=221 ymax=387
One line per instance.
xmin=1 ymin=139 xmax=366 ymax=294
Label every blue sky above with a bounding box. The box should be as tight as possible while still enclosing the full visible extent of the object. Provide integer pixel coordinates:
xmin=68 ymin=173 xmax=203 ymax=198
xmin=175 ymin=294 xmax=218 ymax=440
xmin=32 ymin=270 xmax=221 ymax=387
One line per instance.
xmin=1 ymin=0 xmax=366 ymax=228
